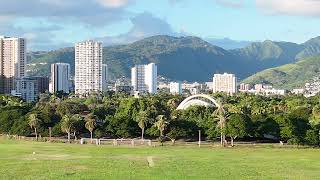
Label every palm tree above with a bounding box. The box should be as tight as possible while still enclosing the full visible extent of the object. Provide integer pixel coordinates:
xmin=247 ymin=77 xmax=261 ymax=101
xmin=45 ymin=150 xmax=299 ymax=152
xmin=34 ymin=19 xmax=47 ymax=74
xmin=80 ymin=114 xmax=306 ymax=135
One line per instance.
xmin=28 ymin=113 xmax=41 ymax=140
xmin=137 ymin=111 xmax=148 ymax=140
xmin=60 ymin=114 xmax=74 ymax=143
xmin=85 ymin=114 xmax=97 ymax=143
xmin=3 ymin=96 xmax=23 ymax=107
xmin=154 ymin=115 xmax=168 ymax=137
xmin=213 ymin=99 xmax=228 ymax=147
xmin=167 ymin=98 xmax=179 ymax=111
xmin=71 ymin=114 xmax=83 ymax=140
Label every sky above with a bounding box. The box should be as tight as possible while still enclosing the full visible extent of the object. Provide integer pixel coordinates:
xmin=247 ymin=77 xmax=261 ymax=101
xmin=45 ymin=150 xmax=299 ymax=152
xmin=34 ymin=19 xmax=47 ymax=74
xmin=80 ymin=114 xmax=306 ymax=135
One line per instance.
xmin=0 ymin=0 xmax=319 ymax=50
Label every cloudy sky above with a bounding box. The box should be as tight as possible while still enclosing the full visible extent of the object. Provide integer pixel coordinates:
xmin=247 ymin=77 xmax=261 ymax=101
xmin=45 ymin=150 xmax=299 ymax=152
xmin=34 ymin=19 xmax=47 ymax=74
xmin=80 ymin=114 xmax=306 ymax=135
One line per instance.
xmin=0 ymin=0 xmax=319 ymax=50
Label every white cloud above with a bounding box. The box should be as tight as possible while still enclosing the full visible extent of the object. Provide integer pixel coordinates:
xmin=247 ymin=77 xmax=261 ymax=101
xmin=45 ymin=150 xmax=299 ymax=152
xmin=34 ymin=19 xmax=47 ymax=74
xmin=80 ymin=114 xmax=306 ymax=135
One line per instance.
xmin=256 ymin=0 xmax=320 ymax=16
xmin=0 ymin=0 xmax=136 ymax=50
xmin=97 ymin=12 xmax=184 ymax=45
xmin=97 ymin=0 xmax=133 ymax=8
xmin=0 ymin=0 xmax=132 ymax=26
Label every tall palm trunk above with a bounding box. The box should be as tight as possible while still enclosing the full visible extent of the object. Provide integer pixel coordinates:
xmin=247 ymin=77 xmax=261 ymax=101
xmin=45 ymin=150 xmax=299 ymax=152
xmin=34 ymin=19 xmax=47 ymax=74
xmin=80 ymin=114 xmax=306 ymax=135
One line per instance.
xmin=90 ymin=131 xmax=93 ymax=144
xmin=141 ymin=128 xmax=144 ymax=140
xmin=74 ymin=132 xmax=77 ymax=140
xmin=35 ymin=128 xmax=38 ymax=141
xmin=231 ymin=137 xmax=234 ymax=147
xmin=67 ymin=132 xmax=70 ymax=143
xmin=220 ymin=118 xmax=226 ymax=147
xmin=220 ymin=131 xmax=223 ymax=146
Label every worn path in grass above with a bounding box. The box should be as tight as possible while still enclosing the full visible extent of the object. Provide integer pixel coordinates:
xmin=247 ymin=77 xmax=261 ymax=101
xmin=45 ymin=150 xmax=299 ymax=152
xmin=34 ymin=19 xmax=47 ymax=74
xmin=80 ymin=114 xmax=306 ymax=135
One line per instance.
xmin=0 ymin=139 xmax=319 ymax=179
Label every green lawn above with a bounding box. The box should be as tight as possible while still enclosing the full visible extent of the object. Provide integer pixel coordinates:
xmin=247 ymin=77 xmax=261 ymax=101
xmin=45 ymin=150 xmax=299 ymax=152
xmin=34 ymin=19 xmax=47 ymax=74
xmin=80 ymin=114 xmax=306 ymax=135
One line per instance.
xmin=0 ymin=139 xmax=319 ymax=180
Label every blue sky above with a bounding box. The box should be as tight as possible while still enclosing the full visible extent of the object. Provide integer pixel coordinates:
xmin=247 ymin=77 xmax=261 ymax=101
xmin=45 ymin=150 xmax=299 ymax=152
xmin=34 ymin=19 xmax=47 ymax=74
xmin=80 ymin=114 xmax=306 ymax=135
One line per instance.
xmin=0 ymin=0 xmax=319 ymax=50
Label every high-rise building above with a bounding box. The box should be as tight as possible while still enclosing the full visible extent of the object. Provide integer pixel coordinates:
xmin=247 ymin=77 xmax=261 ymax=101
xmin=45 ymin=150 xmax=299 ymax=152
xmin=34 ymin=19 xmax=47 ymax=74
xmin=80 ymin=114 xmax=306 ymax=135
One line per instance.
xmin=33 ymin=76 xmax=49 ymax=93
xmin=0 ymin=36 xmax=26 ymax=94
xmin=75 ymin=40 xmax=102 ymax=95
xmin=170 ymin=82 xmax=182 ymax=95
xmin=12 ymin=77 xmax=38 ymax=102
xmin=131 ymin=63 xmax=157 ymax=94
xmin=102 ymin=64 xmax=108 ymax=92
xmin=212 ymin=73 xmax=237 ymax=94
xmin=50 ymin=63 xmax=70 ymax=93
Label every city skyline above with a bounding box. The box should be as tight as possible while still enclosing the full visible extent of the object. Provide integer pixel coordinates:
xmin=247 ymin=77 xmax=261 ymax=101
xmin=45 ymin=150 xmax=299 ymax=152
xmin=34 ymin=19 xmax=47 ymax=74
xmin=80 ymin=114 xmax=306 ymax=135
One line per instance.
xmin=0 ymin=0 xmax=319 ymax=50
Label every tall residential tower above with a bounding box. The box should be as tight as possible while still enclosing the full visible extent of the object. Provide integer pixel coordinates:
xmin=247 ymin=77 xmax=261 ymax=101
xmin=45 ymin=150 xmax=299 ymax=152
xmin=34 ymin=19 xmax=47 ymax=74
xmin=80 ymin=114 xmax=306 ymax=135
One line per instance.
xmin=75 ymin=40 xmax=103 ymax=95
xmin=212 ymin=73 xmax=237 ymax=94
xmin=49 ymin=63 xmax=70 ymax=93
xmin=131 ymin=63 xmax=157 ymax=94
xmin=0 ymin=36 xmax=26 ymax=94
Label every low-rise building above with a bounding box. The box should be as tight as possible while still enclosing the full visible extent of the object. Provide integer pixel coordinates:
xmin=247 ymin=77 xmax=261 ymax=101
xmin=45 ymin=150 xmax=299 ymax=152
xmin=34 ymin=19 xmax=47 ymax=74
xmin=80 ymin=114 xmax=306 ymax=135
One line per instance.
xmin=12 ymin=77 xmax=38 ymax=102
xmin=239 ymin=83 xmax=251 ymax=91
xmin=292 ymin=88 xmax=305 ymax=95
xmin=114 ymin=76 xmax=132 ymax=94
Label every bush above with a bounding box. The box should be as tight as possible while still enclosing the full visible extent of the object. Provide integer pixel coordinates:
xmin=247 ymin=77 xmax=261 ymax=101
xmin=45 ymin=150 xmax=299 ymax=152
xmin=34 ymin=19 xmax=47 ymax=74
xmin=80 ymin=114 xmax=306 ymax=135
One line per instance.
xmin=51 ymin=123 xmax=63 ymax=137
xmin=304 ymin=130 xmax=319 ymax=146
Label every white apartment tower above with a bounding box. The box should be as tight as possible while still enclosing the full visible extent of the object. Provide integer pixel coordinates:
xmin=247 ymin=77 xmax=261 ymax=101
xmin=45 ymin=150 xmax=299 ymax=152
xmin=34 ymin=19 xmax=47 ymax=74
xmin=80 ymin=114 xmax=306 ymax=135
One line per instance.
xmin=170 ymin=82 xmax=182 ymax=95
xmin=75 ymin=40 xmax=103 ymax=95
xmin=213 ymin=73 xmax=237 ymax=94
xmin=0 ymin=36 xmax=26 ymax=94
xmin=131 ymin=63 xmax=157 ymax=94
xmin=102 ymin=64 xmax=108 ymax=92
xmin=49 ymin=63 xmax=70 ymax=93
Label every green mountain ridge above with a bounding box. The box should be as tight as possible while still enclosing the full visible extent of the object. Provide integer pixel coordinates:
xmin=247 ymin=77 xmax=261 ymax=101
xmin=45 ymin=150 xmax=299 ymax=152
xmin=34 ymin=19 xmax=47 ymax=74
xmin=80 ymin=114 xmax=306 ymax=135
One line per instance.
xmin=27 ymin=35 xmax=320 ymax=83
xmin=296 ymin=36 xmax=320 ymax=60
xmin=242 ymin=56 xmax=320 ymax=89
xmin=27 ymin=35 xmax=251 ymax=81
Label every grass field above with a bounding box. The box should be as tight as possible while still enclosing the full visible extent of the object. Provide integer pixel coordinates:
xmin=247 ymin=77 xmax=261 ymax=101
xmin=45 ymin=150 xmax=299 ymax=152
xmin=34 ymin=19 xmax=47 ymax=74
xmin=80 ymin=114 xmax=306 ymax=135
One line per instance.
xmin=0 ymin=139 xmax=319 ymax=179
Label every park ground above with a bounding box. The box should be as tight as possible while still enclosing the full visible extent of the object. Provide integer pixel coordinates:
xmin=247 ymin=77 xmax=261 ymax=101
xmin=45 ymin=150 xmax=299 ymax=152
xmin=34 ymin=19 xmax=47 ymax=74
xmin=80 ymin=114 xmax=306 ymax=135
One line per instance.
xmin=0 ymin=139 xmax=319 ymax=179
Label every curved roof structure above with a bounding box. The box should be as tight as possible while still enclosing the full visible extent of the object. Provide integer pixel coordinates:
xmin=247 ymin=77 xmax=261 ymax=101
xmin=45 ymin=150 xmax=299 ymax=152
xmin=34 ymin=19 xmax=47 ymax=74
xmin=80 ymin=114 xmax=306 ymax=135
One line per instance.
xmin=177 ymin=94 xmax=220 ymax=110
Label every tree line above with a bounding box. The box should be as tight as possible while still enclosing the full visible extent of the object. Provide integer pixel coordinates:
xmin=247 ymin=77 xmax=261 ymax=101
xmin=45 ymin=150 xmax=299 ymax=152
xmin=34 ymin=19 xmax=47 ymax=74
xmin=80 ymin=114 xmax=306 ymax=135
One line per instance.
xmin=0 ymin=92 xmax=320 ymax=146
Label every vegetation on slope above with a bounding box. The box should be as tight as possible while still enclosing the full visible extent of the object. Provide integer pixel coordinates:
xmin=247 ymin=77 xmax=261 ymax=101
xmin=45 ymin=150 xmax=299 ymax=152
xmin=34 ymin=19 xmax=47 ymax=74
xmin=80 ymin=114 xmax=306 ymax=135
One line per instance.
xmin=296 ymin=36 xmax=320 ymax=60
xmin=242 ymin=56 xmax=320 ymax=89
xmin=28 ymin=35 xmax=253 ymax=81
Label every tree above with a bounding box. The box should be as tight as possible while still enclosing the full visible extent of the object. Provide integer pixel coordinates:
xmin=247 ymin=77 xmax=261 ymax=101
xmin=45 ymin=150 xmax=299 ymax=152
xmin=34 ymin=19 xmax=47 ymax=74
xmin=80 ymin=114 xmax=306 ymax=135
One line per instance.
xmin=310 ymin=105 xmax=320 ymax=126
xmin=71 ymin=114 xmax=83 ymax=140
xmin=60 ymin=114 xmax=74 ymax=142
xmin=85 ymin=114 xmax=97 ymax=143
xmin=226 ymin=114 xmax=249 ymax=147
xmin=251 ymin=115 xmax=279 ymax=140
xmin=304 ymin=129 xmax=319 ymax=146
xmin=154 ymin=115 xmax=168 ymax=137
xmin=167 ymin=127 xmax=187 ymax=145
xmin=28 ymin=113 xmax=41 ymax=140
xmin=154 ymin=115 xmax=169 ymax=146
xmin=275 ymin=110 xmax=310 ymax=145
xmin=213 ymin=99 xmax=228 ymax=147
xmin=2 ymin=96 xmax=23 ymax=107
xmin=136 ymin=111 xmax=149 ymax=140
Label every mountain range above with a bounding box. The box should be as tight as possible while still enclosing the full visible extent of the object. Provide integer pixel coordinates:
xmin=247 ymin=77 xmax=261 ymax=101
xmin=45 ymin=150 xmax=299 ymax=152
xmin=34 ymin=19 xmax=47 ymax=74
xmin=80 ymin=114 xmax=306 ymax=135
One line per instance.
xmin=27 ymin=35 xmax=320 ymax=88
